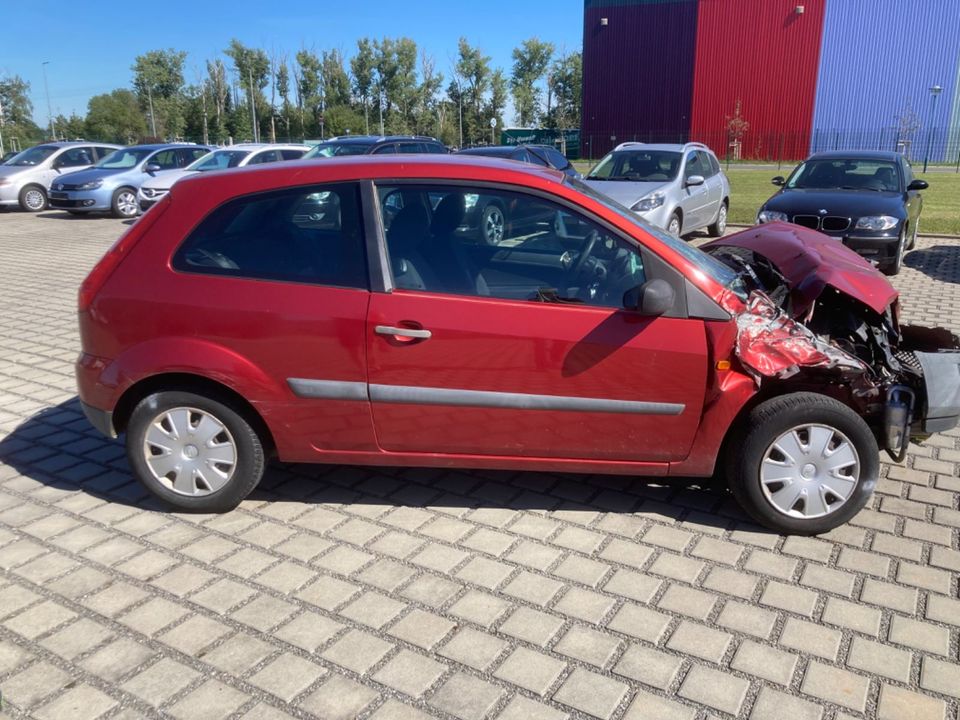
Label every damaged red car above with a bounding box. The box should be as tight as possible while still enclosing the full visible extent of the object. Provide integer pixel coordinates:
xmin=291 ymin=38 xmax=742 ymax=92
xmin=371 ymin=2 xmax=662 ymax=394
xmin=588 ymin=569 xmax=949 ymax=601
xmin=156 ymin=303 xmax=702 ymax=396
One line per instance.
xmin=75 ymin=156 xmax=960 ymax=534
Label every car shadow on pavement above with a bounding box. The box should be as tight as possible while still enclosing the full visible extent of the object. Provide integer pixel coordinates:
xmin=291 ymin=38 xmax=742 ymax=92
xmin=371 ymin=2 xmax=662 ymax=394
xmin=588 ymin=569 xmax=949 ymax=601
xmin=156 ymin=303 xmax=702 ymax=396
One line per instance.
xmin=0 ymin=397 xmax=752 ymax=533
xmin=34 ymin=211 xmax=103 ymax=220
xmin=904 ymin=245 xmax=960 ymax=284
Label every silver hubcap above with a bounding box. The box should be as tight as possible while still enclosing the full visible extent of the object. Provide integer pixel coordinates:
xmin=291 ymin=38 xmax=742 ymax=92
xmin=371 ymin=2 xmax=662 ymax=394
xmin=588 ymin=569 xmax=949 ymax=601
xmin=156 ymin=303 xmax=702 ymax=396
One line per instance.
xmin=485 ymin=208 xmax=504 ymax=243
xmin=716 ymin=205 xmax=727 ymax=233
xmin=117 ymin=191 xmax=137 ymax=216
xmin=668 ymin=217 xmax=681 ymax=236
xmin=760 ymin=423 xmax=860 ymax=519
xmin=24 ymin=189 xmax=44 ymax=210
xmin=143 ymin=407 xmax=237 ymax=496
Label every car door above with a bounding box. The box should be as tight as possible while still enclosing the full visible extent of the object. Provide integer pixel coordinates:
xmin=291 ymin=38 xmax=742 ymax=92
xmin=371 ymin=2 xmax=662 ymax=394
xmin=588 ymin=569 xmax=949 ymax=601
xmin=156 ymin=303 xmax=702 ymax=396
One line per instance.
xmin=679 ymin=150 xmax=711 ymax=231
xmin=901 ymin=158 xmax=922 ymax=230
xmin=373 ymin=144 xmax=398 ymax=155
xmin=169 ymin=182 xmax=376 ymax=452
xmin=48 ymin=146 xmax=97 ymax=188
xmin=178 ymin=147 xmax=208 ymax=167
xmin=366 ymin=181 xmax=709 ymax=462
xmin=246 ymin=149 xmax=280 ymax=165
xmin=697 ymin=151 xmax=724 ymax=223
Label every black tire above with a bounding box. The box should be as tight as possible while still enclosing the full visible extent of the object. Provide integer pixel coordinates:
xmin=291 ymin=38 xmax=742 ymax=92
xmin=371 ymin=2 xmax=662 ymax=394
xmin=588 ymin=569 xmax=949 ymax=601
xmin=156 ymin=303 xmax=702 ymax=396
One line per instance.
xmin=480 ymin=203 xmax=506 ymax=245
xmin=707 ymin=200 xmax=728 ymax=237
xmin=725 ymin=392 xmax=878 ymax=535
xmin=19 ymin=184 xmax=47 ymax=212
xmin=125 ymin=390 xmax=265 ymax=513
xmin=880 ymin=229 xmax=905 ymax=276
xmin=667 ymin=211 xmax=682 ymax=238
xmin=111 ymin=187 xmax=139 ymax=219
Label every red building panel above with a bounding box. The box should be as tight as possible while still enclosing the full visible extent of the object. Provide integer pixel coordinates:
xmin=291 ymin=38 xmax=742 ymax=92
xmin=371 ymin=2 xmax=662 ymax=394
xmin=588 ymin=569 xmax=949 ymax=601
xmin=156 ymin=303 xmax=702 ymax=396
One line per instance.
xmin=690 ymin=0 xmax=826 ymax=160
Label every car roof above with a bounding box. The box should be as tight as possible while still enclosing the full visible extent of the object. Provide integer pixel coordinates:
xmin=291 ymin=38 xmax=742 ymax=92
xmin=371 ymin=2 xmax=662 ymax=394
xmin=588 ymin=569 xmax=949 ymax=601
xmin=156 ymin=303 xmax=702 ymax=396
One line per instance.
xmin=320 ymin=135 xmax=441 ymax=145
xmin=218 ymin=143 xmax=310 ymax=151
xmin=29 ymin=141 xmax=121 ymax=149
xmin=613 ymin=142 xmax=704 ymax=153
xmin=175 ymin=155 xmax=565 ymax=199
xmin=807 ymin=150 xmax=903 ymax=162
xmin=456 ymin=146 xmax=520 ymax=156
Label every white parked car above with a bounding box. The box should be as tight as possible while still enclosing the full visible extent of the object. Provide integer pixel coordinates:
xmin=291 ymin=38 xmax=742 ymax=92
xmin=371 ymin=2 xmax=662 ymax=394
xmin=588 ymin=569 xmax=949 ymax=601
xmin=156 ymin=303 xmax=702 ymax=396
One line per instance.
xmin=137 ymin=143 xmax=310 ymax=211
xmin=0 ymin=142 xmax=121 ymax=212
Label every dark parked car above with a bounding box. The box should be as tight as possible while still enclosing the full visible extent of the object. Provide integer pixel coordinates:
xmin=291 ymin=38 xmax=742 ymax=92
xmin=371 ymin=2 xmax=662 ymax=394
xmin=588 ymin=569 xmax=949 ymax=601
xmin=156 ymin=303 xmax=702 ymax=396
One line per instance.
xmin=303 ymin=135 xmax=448 ymax=158
xmin=756 ymin=150 xmax=927 ymax=275
xmin=456 ymin=144 xmax=580 ymax=178
xmin=75 ymin=155 xmax=960 ymax=534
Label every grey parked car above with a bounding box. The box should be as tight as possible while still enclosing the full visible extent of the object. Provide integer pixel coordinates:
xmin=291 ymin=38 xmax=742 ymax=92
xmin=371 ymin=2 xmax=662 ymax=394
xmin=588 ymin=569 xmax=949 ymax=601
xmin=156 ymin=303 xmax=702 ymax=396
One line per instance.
xmin=48 ymin=144 xmax=210 ymax=218
xmin=584 ymin=142 xmax=730 ymax=237
xmin=0 ymin=142 xmax=121 ymax=212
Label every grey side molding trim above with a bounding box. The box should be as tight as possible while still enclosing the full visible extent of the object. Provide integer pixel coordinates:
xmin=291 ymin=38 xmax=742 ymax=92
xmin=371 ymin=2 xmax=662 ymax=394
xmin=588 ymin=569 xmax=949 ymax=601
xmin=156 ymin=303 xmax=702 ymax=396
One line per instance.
xmin=288 ymin=378 xmax=369 ymax=401
xmin=368 ymin=384 xmax=684 ymax=416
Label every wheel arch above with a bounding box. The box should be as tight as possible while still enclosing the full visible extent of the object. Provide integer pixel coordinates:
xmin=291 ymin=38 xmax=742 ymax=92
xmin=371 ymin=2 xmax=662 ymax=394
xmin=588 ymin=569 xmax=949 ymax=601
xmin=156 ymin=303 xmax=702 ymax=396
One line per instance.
xmin=112 ymin=372 xmax=276 ymax=456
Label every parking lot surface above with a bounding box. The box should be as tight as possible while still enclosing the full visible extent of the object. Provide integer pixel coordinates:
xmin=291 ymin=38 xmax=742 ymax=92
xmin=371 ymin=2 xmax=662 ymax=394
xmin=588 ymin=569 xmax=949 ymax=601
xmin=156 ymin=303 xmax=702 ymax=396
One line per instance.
xmin=0 ymin=210 xmax=959 ymax=720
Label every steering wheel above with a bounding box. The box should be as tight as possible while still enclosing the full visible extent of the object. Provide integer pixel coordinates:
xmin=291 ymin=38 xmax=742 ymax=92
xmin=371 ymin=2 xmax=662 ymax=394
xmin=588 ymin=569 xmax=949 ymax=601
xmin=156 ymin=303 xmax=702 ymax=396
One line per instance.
xmin=572 ymin=230 xmax=599 ymax=277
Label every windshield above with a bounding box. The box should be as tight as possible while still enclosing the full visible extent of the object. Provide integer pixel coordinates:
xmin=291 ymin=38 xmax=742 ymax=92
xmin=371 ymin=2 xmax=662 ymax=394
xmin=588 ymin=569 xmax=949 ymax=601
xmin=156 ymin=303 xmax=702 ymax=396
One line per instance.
xmin=305 ymin=142 xmax=374 ymax=158
xmin=587 ymin=150 xmax=682 ymax=182
xmin=95 ymin=148 xmax=153 ymax=169
xmin=787 ymin=158 xmax=901 ymax=192
xmin=188 ymin=150 xmax=249 ymax=171
xmin=8 ymin=146 xmax=59 ymax=167
xmin=568 ymin=177 xmax=743 ymax=296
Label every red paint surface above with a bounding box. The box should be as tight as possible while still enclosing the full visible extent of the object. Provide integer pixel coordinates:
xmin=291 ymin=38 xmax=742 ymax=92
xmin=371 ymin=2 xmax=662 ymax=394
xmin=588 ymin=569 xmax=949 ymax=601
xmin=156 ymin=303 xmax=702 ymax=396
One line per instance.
xmin=689 ymin=0 xmax=827 ymax=160
xmin=77 ymin=155 xmax=751 ymax=476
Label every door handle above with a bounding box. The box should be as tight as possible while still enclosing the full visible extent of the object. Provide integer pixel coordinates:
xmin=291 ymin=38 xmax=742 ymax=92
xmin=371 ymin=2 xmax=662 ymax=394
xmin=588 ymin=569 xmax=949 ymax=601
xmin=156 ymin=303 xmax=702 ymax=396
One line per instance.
xmin=375 ymin=325 xmax=432 ymax=340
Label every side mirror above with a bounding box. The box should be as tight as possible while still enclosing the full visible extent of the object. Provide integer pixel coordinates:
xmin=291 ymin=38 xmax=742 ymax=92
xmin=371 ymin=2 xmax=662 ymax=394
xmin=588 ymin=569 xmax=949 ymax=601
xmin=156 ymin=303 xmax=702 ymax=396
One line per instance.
xmin=144 ymin=163 xmax=162 ymax=174
xmin=685 ymin=175 xmax=705 ymax=187
xmin=907 ymin=179 xmax=928 ymax=191
xmin=623 ymin=278 xmax=675 ymax=316
xmin=771 ymin=176 xmax=786 ymax=186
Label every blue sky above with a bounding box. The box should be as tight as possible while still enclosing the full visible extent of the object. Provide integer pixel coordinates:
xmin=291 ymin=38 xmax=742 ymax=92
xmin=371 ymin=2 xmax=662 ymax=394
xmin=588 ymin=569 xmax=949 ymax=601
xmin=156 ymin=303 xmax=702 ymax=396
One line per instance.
xmin=3 ymin=0 xmax=583 ymax=125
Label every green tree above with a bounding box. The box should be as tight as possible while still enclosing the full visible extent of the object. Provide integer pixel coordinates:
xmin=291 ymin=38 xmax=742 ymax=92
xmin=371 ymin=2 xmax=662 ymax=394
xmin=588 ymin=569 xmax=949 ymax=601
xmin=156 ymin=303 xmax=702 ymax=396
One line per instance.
xmin=510 ymin=38 xmax=553 ymax=127
xmin=323 ymin=50 xmax=352 ymax=108
xmin=0 ymin=74 xmax=42 ymax=148
xmin=132 ymin=49 xmax=187 ymax=138
xmin=416 ymin=52 xmax=443 ymax=137
xmin=295 ymin=48 xmax=322 ymax=137
xmin=450 ymin=38 xmax=492 ymax=145
xmin=225 ymin=39 xmax=270 ymax=141
xmin=205 ymin=59 xmax=231 ymax=143
xmin=544 ymin=51 xmax=582 ymax=135
xmin=486 ymin=69 xmax=508 ymax=141
xmin=85 ymin=89 xmax=147 ymax=143
xmin=275 ymin=58 xmax=293 ymax=139
xmin=350 ymin=38 xmax=376 ymax=134
xmin=53 ymin=113 xmax=87 ymax=140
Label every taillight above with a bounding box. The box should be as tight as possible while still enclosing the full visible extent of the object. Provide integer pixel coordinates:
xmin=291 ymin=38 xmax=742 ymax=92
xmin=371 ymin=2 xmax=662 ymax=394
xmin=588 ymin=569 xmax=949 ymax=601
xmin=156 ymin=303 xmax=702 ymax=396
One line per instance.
xmin=78 ymin=194 xmax=170 ymax=312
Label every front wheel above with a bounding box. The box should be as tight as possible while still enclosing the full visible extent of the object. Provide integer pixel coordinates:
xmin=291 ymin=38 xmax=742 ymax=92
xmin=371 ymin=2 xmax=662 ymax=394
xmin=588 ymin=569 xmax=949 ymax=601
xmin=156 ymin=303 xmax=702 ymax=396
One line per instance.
xmin=667 ymin=212 xmax=682 ymax=238
xmin=881 ymin=229 xmax=906 ymax=276
xmin=726 ymin=392 xmax=878 ymax=535
xmin=111 ymin=187 xmax=139 ymax=219
xmin=19 ymin=185 xmax=47 ymax=212
xmin=125 ymin=391 xmax=265 ymax=512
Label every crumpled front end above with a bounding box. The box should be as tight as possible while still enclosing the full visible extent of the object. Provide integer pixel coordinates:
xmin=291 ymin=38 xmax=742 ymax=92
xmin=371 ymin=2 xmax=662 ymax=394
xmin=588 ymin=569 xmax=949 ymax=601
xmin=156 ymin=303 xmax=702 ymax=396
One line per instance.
xmin=707 ymin=232 xmax=960 ymax=460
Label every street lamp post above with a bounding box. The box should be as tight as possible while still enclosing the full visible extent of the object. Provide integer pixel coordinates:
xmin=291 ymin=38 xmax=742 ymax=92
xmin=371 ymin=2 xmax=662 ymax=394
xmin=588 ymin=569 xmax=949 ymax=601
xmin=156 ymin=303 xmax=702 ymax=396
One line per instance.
xmin=923 ymin=84 xmax=943 ymax=173
xmin=41 ymin=61 xmax=54 ymax=140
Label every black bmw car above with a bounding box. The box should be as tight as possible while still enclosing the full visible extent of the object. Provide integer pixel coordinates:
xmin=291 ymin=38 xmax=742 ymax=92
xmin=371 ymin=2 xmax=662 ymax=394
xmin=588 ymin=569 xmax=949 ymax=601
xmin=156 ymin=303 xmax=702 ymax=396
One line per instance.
xmin=756 ymin=150 xmax=927 ymax=275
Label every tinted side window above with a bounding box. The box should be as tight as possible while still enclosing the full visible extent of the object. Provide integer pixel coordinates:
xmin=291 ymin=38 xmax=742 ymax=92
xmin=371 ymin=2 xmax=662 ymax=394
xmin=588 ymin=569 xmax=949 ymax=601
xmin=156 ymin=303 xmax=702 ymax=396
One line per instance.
xmin=95 ymin=146 xmax=117 ymax=161
xmin=173 ymin=183 xmax=367 ymax=289
xmin=180 ymin=148 xmax=208 ymax=165
xmin=57 ymin=147 xmax=95 ymax=167
xmin=280 ymin=149 xmax=306 ymax=160
xmin=542 ymin=147 xmax=570 ymax=170
xmin=373 ymin=144 xmax=397 ymax=154
xmin=150 ymin=150 xmax=179 ymax=170
xmin=696 ymin=151 xmax=716 ymax=178
xmin=378 ymin=183 xmax=645 ymax=309
xmin=708 ymin=153 xmax=721 ymax=175
xmin=397 ymin=143 xmax=425 ymax=154
xmin=522 ymin=149 xmax=550 ymax=166
xmin=425 ymin=142 xmax=448 ymax=154
xmin=246 ymin=150 xmax=280 ymax=165
xmin=684 ymin=151 xmax=705 ymax=179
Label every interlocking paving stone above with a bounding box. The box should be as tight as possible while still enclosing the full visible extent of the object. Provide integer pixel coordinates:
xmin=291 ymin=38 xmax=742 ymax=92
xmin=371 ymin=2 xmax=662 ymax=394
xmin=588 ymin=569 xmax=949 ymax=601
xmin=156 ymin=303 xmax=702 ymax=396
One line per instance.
xmin=1 ymin=216 xmax=959 ymax=719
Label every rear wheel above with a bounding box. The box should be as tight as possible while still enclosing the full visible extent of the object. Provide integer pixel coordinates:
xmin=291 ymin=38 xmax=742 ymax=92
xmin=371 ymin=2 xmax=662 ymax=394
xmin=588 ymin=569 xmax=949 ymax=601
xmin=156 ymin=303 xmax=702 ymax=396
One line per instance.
xmin=111 ymin=187 xmax=138 ymax=219
xmin=19 ymin=185 xmax=47 ymax=212
xmin=125 ymin=391 xmax=265 ymax=512
xmin=707 ymin=201 xmax=728 ymax=237
xmin=726 ymin=392 xmax=878 ymax=535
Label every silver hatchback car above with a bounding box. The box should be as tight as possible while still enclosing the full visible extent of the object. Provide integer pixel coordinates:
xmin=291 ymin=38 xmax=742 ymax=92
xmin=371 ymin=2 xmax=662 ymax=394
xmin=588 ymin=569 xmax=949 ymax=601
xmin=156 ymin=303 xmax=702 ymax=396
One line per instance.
xmin=584 ymin=142 xmax=730 ymax=237
xmin=0 ymin=142 xmax=121 ymax=212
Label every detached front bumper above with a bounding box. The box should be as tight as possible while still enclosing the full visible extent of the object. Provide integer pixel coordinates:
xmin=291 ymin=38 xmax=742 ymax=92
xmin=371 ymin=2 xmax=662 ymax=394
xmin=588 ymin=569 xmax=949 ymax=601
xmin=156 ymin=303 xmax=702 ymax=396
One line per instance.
xmin=913 ymin=351 xmax=960 ymax=434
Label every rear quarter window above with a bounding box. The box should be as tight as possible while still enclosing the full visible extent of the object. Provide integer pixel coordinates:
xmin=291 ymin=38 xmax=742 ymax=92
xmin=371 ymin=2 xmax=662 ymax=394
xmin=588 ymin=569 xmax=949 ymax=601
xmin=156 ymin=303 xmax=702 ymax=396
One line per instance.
xmin=172 ymin=183 xmax=367 ymax=289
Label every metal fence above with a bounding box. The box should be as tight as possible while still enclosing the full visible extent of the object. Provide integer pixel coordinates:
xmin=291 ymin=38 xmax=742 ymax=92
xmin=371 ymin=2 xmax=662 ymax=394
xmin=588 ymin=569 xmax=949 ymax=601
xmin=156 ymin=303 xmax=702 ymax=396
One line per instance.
xmin=578 ymin=127 xmax=960 ymax=170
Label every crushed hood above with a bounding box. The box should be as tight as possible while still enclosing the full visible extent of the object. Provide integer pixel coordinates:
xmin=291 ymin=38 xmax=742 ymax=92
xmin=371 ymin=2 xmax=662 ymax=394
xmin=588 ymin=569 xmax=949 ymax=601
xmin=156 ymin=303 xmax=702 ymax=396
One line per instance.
xmin=703 ymin=222 xmax=899 ymax=316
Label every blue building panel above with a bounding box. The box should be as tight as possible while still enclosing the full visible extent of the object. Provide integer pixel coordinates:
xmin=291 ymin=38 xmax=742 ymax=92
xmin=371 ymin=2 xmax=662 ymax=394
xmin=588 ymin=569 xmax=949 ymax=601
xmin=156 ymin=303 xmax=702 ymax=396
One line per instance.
xmin=811 ymin=0 xmax=960 ymax=160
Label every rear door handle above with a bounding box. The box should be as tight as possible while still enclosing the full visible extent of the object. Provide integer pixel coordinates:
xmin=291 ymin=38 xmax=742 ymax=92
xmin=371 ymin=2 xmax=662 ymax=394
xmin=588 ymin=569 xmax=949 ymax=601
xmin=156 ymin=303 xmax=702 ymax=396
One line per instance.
xmin=375 ymin=325 xmax=432 ymax=340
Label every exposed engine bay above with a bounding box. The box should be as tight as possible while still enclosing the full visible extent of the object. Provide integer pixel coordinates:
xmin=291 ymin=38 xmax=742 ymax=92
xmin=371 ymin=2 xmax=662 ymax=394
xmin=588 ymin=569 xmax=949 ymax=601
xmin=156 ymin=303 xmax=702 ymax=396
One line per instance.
xmin=703 ymin=225 xmax=960 ymax=460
